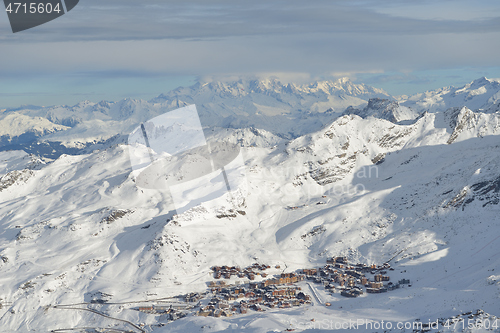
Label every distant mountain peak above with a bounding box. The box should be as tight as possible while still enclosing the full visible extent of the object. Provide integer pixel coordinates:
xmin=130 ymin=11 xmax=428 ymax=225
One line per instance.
xmin=172 ymin=77 xmax=388 ymax=98
xmin=471 ymin=76 xmax=492 ymax=85
xmin=335 ymin=76 xmax=351 ymax=84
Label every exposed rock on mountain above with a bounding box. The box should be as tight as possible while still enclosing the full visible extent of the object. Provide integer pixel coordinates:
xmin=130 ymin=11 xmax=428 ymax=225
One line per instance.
xmin=343 ymin=98 xmax=419 ymax=123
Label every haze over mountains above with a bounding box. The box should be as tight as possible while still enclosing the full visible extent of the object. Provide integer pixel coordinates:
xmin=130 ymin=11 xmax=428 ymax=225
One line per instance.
xmin=1 ymin=77 xmax=500 ymax=332
xmin=1 ymin=77 xmax=500 ymax=159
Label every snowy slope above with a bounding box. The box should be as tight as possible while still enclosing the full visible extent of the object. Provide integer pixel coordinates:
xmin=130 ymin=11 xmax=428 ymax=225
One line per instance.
xmin=1 ymin=102 xmax=500 ymax=332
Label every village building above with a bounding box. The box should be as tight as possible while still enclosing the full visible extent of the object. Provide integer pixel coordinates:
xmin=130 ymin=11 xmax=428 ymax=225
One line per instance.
xmin=374 ymin=274 xmax=390 ymax=282
xmin=302 ymin=268 xmax=317 ymax=276
xmin=399 ymin=278 xmax=411 ymax=285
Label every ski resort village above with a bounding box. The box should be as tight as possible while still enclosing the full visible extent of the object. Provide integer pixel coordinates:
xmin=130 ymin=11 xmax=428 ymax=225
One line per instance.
xmin=74 ymin=256 xmax=413 ymax=331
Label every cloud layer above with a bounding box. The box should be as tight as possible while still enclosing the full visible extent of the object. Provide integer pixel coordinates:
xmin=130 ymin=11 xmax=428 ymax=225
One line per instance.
xmin=0 ymin=0 xmax=499 ymax=106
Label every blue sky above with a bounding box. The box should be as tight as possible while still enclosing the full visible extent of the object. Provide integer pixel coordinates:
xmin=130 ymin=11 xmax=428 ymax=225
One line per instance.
xmin=1 ymin=0 xmax=499 ymax=108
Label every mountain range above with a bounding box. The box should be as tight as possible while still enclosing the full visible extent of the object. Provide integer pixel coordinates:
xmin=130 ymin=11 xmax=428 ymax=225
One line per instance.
xmin=2 ymin=77 xmax=500 ymax=159
xmin=0 ymin=77 xmax=500 ymax=332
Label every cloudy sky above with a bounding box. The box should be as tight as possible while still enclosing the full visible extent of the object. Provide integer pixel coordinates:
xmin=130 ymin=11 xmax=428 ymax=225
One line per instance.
xmin=1 ymin=0 xmax=500 ymax=107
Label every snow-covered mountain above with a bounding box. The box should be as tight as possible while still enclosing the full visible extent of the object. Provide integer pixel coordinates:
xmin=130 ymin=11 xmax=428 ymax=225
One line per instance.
xmin=0 ymin=113 xmax=69 ymax=146
xmin=0 ymin=78 xmax=391 ymax=156
xmin=151 ymin=77 xmax=389 ymax=114
xmin=399 ymin=77 xmax=500 ymax=113
xmin=343 ymin=98 xmax=420 ymax=123
xmin=3 ymin=77 xmax=500 ymax=159
xmin=1 ymin=96 xmax=500 ymax=332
